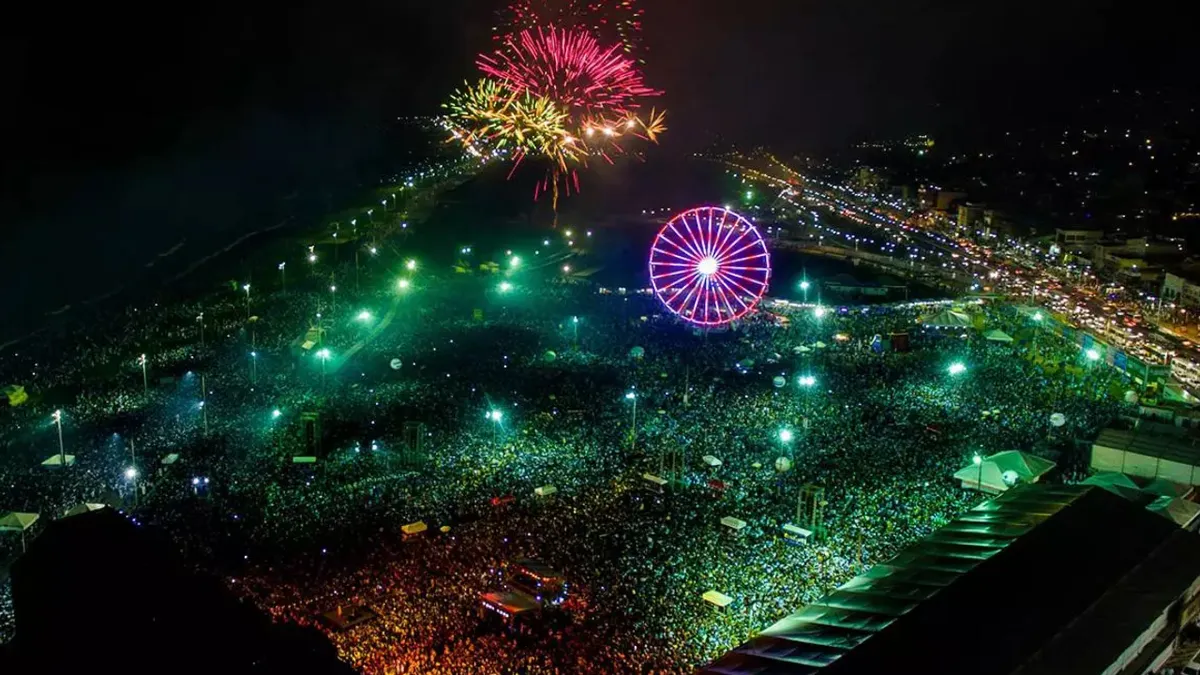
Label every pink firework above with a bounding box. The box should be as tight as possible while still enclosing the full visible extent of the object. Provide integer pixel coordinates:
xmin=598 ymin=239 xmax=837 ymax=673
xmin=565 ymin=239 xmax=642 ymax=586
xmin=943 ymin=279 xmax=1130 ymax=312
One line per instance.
xmin=478 ymin=27 xmax=659 ymax=115
xmin=649 ymin=207 xmax=772 ymax=327
xmin=495 ymin=0 xmax=645 ymax=60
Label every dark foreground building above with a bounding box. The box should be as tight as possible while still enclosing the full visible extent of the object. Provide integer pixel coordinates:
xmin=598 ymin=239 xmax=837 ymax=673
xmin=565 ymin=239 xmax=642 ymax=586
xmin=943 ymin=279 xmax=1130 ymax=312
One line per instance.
xmin=701 ymin=485 xmax=1200 ymax=675
xmin=5 ymin=508 xmax=353 ymax=675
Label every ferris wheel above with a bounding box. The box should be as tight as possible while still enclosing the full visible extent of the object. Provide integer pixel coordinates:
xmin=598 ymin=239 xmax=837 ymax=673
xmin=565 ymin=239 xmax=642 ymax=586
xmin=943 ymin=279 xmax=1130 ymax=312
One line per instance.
xmin=648 ymin=206 xmax=772 ymax=327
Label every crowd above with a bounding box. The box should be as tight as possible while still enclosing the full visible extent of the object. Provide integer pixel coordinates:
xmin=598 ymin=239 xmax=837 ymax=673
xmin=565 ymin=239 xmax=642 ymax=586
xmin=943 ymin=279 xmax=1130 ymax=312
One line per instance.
xmin=0 ymin=225 xmax=1131 ymax=669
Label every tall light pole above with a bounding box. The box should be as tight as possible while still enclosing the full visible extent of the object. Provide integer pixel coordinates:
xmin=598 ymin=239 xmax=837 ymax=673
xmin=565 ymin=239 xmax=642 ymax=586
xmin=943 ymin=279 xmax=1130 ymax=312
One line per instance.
xmin=800 ymin=279 xmax=811 ymax=304
xmin=242 ymin=283 xmax=251 ymax=319
xmin=572 ymin=316 xmax=579 ymax=346
xmin=278 ymin=262 xmax=286 ymax=292
xmin=125 ymin=467 xmax=139 ymax=508
xmin=317 ymin=348 xmax=331 ymax=388
xmin=200 ymin=373 xmax=209 ymax=436
xmin=488 ymin=409 xmax=503 ymax=446
xmin=973 ymin=453 xmax=984 ymax=493
xmin=250 ymin=351 xmax=258 ymax=384
xmin=52 ymin=409 xmax=65 ymax=465
xmin=196 ymin=312 xmax=205 ymax=348
xmin=779 ymin=427 xmax=794 ymax=462
xmin=138 ymin=353 xmax=148 ymax=393
xmin=381 ymin=198 xmax=388 ymax=212
xmin=367 ymin=208 xmax=374 ymax=224
xmin=625 ymin=391 xmax=638 ymax=451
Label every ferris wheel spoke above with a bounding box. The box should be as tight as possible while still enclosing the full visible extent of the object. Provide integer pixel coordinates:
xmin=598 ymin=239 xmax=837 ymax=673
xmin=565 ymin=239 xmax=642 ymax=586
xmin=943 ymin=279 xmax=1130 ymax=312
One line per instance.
xmin=721 ymin=268 xmax=769 ymax=289
xmin=710 ymin=276 xmax=744 ymax=317
xmin=649 ymin=246 xmax=696 ymax=264
xmin=715 ymin=270 xmax=763 ymax=301
xmin=665 ymin=221 xmax=708 ymax=264
xmin=684 ymin=277 xmax=706 ymax=319
xmin=686 ymin=211 xmax=710 ymax=261
xmin=651 ymin=241 xmax=698 ymax=265
xmin=710 ymin=221 xmax=742 ymax=264
xmin=721 ymin=251 xmax=770 ymax=267
xmin=718 ymin=239 xmax=766 ymax=265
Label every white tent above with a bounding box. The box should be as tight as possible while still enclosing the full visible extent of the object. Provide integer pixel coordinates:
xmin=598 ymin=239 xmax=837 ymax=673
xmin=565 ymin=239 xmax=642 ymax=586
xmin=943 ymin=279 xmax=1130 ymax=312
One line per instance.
xmin=921 ymin=309 xmax=973 ymax=329
xmin=984 ymin=329 xmax=1013 ymax=343
xmin=720 ymin=516 xmax=747 ymax=532
xmin=703 ymin=590 xmax=734 ymax=609
xmin=63 ymin=503 xmax=108 ymax=517
xmin=41 ymin=454 xmax=76 ymax=467
xmin=1148 ymin=496 xmax=1200 ymax=530
xmin=0 ymin=511 xmax=39 ymax=552
xmin=954 ymin=451 xmax=1056 ymax=494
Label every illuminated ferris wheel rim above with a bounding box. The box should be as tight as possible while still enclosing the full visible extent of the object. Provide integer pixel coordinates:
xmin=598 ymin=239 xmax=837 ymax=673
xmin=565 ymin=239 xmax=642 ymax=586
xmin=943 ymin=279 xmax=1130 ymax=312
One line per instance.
xmin=648 ymin=205 xmax=772 ymax=327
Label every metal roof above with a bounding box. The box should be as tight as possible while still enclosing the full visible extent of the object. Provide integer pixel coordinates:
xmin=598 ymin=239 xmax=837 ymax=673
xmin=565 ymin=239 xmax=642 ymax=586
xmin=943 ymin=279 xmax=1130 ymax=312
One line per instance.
xmin=699 ymin=484 xmax=1190 ymax=675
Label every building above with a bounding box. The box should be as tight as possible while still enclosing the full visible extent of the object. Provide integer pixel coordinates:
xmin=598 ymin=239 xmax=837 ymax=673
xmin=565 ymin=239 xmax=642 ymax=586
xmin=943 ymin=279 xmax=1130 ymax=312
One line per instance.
xmin=1162 ymin=272 xmax=1200 ymax=309
xmin=698 ymin=485 xmax=1200 ymax=675
xmin=1055 ymin=228 xmax=1104 ymax=248
xmin=1091 ymin=422 xmax=1200 ymax=485
xmin=957 ymin=202 xmax=986 ymax=230
xmin=935 ymin=190 xmax=967 ymax=212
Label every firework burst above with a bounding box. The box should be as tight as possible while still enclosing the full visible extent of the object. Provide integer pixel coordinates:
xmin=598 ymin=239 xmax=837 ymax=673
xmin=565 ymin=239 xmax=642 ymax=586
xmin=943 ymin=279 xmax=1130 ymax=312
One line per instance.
xmin=443 ymin=79 xmax=581 ymax=172
xmin=478 ymin=27 xmax=658 ymax=115
xmin=495 ymin=0 xmax=645 ymax=61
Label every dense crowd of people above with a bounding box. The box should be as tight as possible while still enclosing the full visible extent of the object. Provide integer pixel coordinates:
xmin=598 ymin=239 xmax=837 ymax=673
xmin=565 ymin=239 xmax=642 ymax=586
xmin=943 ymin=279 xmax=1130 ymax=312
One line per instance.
xmin=0 ymin=226 xmax=1131 ymax=669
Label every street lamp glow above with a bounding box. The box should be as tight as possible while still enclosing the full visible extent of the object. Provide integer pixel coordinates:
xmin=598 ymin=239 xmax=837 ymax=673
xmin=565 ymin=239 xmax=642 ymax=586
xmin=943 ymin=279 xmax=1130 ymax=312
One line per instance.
xmin=778 ymin=428 xmax=794 ymax=443
xmin=813 ymin=306 xmax=827 ymax=318
xmin=397 ymin=278 xmax=411 ymax=290
xmin=405 ymin=259 xmax=417 ymax=271
xmin=572 ymin=316 xmax=579 ymax=324
xmin=124 ymin=467 xmax=138 ymax=480
xmin=272 ymin=409 xmax=282 ymax=418
xmin=1033 ymin=312 xmax=1043 ymax=321
xmin=562 ymin=265 xmax=571 ymax=273
xmin=499 ymin=281 xmax=513 ymax=292
xmin=799 ymin=280 xmax=811 ymax=291
xmin=357 ymin=310 xmax=372 ymax=321
xmin=308 ymin=253 xmax=318 ymax=263
xmin=973 ymin=453 xmax=983 ymax=465
xmin=316 ymin=348 xmax=331 ymax=361
xmin=798 ymin=375 xmax=816 ymax=387
xmin=510 ymin=255 xmax=521 ymax=268
xmin=948 ymin=362 xmax=967 ymax=375
xmin=625 ymin=391 xmax=636 ymax=400
xmin=488 ymin=410 xmax=503 ymax=422
xmin=1086 ymin=348 xmax=1101 ymax=361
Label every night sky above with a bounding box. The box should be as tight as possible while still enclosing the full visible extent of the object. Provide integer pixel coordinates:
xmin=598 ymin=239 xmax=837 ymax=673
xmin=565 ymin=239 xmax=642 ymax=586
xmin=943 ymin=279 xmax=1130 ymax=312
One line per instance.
xmin=0 ymin=0 xmax=1186 ymax=335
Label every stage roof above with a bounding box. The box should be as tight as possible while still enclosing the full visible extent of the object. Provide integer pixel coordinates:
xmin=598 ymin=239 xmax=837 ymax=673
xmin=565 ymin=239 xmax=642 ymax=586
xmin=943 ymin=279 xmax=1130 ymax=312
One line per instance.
xmin=699 ymin=485 xmax=1194 ymax=675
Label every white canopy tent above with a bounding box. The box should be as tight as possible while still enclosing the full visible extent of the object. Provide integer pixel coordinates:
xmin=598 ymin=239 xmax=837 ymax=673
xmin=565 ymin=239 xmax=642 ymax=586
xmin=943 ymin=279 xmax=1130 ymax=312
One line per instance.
xmin=703 ymin=590 xmax=734 ymax=609
xmin=0 ymin=511 xmax=39 ymax=552
xmin=41 ymin=454 xmax=76 ymax=468
xmin=984 ymin=329 xmax=1014 ymax=343
xmin=921 ymin=309 xmax=973 ymax=329
xmin=954 ymin=451 xmax=1056 ymax=494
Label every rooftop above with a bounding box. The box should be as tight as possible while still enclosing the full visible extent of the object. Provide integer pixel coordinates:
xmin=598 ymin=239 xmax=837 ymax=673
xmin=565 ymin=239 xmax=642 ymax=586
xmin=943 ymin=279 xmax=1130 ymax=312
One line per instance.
xmin=699 ymin=485 xmax=1198 ymax=675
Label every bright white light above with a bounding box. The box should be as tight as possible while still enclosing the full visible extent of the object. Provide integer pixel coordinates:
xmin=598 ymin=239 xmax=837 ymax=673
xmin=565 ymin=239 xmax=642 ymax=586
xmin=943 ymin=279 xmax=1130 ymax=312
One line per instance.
xmin=798 ymin=375 xmax=816 ymax=387
xmin=357 ymin=310 xmax=372 ymax=321
xmin=124 ymin=467 xmax=138 ymax=480
xmin=799 ymin=280 xmax=811 ymax=290
xmin=625 ymin=392 xmax=636 ymax=400
xmin=813 ymin=306 xmax=827 ymax=318
xmin=1086 ymin=348 xmax=1101 ymax=361
xmin=488 ymin=410 xmax=503 ymax=422
xmin=397 ymin=278 xmax=411 ymax=290
xmin=779 ymin=429 xmax=794 ymax=443
xmin=405 ymin=259 xmax=417 ymax=271
xmin=948 ymin=362 xmax=967 ymax=375
xmin=697 ymin=257 xmax=718 ymax=275
xmin=499 ymin=281 xmax=513 ymax=292
xmin=272 ymin=409 xmax=282 ymax=418
xmin=317 ymin=348 xmax=331 ymax=360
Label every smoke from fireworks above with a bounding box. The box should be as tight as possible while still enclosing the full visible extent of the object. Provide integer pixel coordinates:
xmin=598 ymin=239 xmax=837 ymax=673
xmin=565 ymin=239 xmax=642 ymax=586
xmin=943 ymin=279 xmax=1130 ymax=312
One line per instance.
xmin=478 ymin=27 xmax=658 ymax=115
